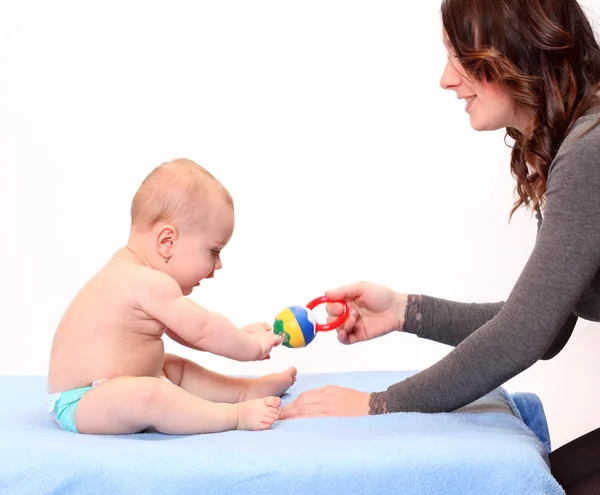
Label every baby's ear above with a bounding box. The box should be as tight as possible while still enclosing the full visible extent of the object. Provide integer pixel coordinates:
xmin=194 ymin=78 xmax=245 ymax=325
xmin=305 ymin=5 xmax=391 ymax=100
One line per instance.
xmin=156 ymin=224 xmax=178 ymax=258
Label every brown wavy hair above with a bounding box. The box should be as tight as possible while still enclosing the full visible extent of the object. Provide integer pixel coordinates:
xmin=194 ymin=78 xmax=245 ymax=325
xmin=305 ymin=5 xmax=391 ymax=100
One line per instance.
xmin=441 ymin=0 xmax=600 ymax=217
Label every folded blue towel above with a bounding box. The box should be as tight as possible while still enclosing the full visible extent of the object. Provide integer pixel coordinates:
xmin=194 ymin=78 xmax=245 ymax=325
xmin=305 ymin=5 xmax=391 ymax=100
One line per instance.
xmin=0 ymin=371 xmax=563 ymax=495
xmin=511 ymin=391 xmax=552 ymax=454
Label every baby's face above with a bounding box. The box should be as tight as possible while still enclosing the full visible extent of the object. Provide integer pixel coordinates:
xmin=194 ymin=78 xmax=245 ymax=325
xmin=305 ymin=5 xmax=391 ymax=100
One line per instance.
xmin=173 ymin=201 xmax=234 ymax=295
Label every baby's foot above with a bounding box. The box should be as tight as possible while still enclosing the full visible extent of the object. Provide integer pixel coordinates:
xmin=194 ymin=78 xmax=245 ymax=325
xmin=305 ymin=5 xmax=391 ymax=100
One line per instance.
xmin=241 ymin=367 xmax=297 ymax=401
xmin=235 ymin=396 xmax=281 ymax=431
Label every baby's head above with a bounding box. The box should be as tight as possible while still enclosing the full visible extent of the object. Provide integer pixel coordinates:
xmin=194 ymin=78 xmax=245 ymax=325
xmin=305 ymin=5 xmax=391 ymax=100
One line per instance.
xmin=130 ymin=158 xmax=234 ymax=295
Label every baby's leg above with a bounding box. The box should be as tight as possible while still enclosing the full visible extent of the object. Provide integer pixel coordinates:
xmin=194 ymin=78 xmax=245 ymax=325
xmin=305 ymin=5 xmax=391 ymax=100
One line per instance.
xmin=74 ymin=376 xmax=281 ymax=435
xmin=163 ymin=353 xmax=297 ymax=403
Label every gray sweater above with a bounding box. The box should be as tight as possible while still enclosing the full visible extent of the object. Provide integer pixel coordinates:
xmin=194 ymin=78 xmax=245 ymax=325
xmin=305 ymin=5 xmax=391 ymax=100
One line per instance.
xmin=382 ymin=108 xmax=600 ymax=413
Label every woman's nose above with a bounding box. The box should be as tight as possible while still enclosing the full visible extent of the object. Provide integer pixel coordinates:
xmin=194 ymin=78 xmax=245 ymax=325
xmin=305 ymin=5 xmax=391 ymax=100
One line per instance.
xmin=440 ymin=59 xmax=462 ymax=90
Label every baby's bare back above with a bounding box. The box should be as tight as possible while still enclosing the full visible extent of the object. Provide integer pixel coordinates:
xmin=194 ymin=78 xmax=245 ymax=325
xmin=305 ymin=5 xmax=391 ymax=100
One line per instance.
xmin=48 ymin=249 xmax=167 ymax=393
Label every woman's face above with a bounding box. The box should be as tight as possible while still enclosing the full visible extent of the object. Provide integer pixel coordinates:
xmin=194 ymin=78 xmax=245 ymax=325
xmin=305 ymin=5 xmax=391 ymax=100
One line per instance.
xmin=440 ymin=33 xmax=529 ymax=132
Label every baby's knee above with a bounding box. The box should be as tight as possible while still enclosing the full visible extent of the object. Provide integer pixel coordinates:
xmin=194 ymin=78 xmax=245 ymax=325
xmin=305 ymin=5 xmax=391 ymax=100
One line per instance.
xmin=162 ymin=354 xmax=185 ymax=384
xmin=133 ymin=376 xmax=173 ymax=413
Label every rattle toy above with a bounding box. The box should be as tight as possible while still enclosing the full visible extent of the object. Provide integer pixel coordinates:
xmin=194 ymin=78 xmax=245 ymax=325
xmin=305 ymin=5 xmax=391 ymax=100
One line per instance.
xmin=273 ymin=296 xmax=349 ymax=348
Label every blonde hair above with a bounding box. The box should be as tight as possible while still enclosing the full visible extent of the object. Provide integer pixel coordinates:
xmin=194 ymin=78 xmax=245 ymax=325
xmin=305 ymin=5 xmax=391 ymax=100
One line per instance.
xmin=130 ymin=158 xmax=233 ymax=231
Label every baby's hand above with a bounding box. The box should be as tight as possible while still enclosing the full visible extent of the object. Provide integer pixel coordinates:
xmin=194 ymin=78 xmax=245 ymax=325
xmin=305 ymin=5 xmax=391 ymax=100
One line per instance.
xmin=241 ymin=323 xmax=283 ymax=360
xmin=241 ymin=322 xmax=272 ymax=335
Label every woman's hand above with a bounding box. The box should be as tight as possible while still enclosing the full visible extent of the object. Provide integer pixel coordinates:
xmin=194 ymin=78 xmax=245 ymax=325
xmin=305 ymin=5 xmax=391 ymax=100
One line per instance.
xmin=279 ymin=386 xmax=370 ymax=419
xmin=325 ymin=281 xmax=407 ymax=345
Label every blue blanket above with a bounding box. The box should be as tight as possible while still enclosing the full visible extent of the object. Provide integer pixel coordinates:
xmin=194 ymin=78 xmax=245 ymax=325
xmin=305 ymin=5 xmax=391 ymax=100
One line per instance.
xmin=0 ymin=371 xmax=563 ymax=495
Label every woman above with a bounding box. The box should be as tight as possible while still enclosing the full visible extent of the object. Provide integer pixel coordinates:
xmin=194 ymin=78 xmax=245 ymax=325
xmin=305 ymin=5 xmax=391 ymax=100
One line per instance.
xmin=280 ymin=0 xmax=600 ymax=491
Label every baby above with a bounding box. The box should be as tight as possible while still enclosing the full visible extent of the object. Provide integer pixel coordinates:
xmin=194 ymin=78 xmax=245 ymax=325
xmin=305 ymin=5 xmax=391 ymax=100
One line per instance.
xmin=47 ymin=159 xmax=297 ymax=435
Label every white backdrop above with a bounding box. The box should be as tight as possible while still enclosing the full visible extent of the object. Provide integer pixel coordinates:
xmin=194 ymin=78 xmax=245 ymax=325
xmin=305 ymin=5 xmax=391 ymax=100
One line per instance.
xmin=1 ymin=0 xmax=599 ymax=449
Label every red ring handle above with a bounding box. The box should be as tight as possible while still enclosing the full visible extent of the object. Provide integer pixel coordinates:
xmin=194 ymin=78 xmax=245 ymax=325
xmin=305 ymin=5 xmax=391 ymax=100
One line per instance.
xmin=306 ymin=296 xmax=349 ymax=332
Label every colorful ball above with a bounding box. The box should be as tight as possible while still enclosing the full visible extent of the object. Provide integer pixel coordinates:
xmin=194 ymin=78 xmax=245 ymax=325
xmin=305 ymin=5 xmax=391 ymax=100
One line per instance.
xmin=273 ymin=305 xmax=318 ymax=348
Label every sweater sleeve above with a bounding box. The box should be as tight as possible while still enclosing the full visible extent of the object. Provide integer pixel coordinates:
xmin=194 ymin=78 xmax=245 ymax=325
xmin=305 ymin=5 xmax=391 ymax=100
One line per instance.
xmin=382 ymin=119 xmax=600 ymax=413
xmin=403 ymin=296 xmax=504 ymax=347
xmin=403 ymin=294 xmax=578 ymax=359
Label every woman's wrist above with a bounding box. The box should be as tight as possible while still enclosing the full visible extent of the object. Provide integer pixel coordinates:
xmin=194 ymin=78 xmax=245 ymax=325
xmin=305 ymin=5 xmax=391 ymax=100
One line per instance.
xmin=401 ymin=294 xmax=424 ymax=333
xmin=368 ymin=391 xmax=389 ymax=415
xmin=395 ymin=292 xmax=407 ymax=331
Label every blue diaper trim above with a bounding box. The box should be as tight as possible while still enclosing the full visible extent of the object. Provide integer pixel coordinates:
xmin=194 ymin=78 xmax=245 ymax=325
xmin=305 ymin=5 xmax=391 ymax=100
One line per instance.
xmin=47 ymin=385 xmax=93 ymax=433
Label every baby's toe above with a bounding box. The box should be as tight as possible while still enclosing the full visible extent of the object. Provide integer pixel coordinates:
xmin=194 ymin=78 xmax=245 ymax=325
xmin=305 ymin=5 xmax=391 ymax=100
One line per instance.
xmin=265 ymin=396 xmax=282 ymax=408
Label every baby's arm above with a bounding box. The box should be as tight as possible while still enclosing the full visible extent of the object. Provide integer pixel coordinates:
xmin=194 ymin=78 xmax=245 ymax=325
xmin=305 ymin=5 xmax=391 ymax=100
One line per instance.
xmin=136 ymin=270 xmax=280 ymax=361
xmin=164 ymin=329 xmax=204 ymax=351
